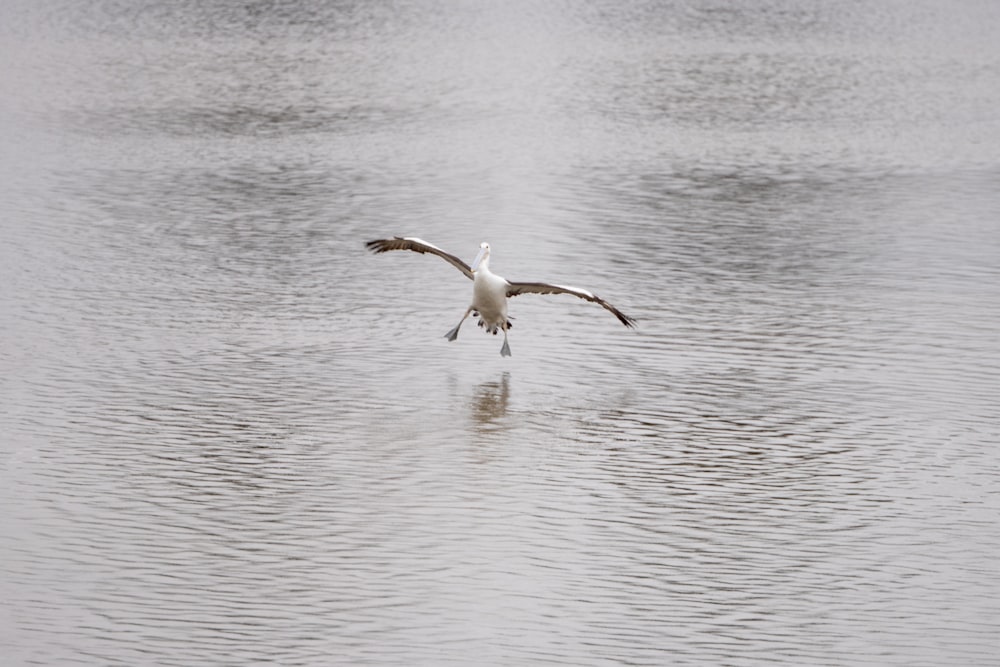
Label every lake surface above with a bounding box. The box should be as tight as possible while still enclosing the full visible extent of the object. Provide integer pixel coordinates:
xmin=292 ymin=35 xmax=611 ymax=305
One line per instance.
xmin=2 ymin=1 xmax=1000 ymax=665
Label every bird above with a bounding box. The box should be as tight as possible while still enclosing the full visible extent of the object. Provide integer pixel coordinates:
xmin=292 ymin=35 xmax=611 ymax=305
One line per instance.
xmin=365 ymin=237 xmax=635 ymax=357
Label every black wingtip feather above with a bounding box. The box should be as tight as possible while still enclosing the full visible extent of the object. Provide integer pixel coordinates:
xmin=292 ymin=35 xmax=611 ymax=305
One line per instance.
xmin=365 ymin=238 xmax=397 ymax=253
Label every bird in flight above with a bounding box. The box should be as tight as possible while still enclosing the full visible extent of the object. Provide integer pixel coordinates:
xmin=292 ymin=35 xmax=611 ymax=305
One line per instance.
xmin=366 ymin=237 xmax=635 ymax=357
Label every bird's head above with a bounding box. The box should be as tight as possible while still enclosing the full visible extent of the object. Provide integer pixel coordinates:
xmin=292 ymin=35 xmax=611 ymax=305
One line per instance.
xmin=471 ymin=242 xmax=491 ymax=272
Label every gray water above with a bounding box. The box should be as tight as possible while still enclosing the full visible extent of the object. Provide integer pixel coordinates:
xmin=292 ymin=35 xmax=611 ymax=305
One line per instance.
xmin=2 ymin=1 xmax=1000 ymax=665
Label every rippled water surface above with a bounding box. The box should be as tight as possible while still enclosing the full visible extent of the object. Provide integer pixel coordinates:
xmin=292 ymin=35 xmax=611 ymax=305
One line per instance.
xmin=3 ymin=1 xmax=1000 ymax=665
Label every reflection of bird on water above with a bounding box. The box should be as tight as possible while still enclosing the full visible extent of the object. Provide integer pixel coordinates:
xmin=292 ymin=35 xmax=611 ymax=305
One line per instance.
xmin=366 ymin=237 xmax=635 ymax=357
xmin=471 ymin=372 xmax=511 ymax=425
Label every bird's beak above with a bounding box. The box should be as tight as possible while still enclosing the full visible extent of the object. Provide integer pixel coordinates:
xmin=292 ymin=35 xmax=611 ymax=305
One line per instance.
xmin=471 ymin=247 xmax=487 ymax=273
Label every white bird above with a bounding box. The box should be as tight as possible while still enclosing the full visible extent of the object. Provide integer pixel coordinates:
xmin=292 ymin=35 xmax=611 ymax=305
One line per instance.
xmin=366 ymin=237 xmax=636 ymax=357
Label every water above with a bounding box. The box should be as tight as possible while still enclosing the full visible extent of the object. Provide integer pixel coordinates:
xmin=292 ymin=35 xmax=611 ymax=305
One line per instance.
xmin=2 ymin=1 xmax=999 ymax=665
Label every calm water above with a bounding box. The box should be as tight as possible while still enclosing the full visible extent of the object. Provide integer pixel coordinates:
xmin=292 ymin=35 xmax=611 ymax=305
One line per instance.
xmin=2 ymin=1 xmax=1000 ymax=665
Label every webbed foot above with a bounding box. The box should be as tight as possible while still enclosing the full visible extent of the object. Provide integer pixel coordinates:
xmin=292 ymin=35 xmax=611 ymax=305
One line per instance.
xmin=446 ymin=307 xmax=474 ymax=342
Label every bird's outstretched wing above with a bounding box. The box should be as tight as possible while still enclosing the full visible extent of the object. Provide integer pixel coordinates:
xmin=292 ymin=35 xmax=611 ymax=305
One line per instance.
xmin=506 ymin=281 xmax=636 ymax=328
xmin=365 ymin=237 xmax=474 ymax=280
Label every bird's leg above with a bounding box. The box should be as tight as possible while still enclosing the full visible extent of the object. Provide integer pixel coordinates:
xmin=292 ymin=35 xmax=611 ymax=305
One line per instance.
xmin=500 ymin=323 xmax=512 ymax=357
xmin=444 ymin=306 xmax=473 ymax=342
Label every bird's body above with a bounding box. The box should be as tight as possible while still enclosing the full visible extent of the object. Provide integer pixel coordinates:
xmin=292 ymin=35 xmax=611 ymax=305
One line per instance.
xmin=472 ymin=261 xmax=510 ymax=330
xmin=464 ymin=246 xmax=514 ymax=355
xmin=365 ymin=237 xmax=635 ymax=356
